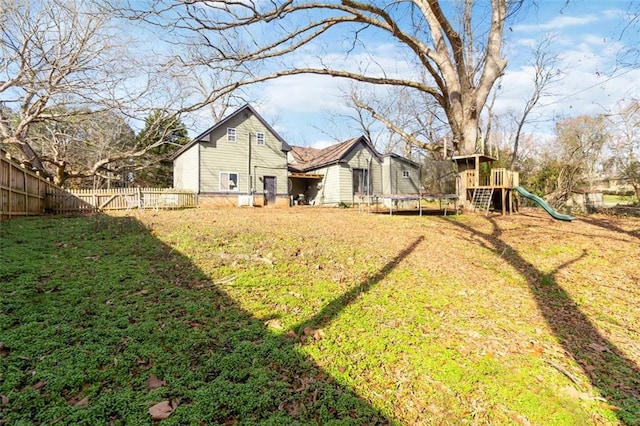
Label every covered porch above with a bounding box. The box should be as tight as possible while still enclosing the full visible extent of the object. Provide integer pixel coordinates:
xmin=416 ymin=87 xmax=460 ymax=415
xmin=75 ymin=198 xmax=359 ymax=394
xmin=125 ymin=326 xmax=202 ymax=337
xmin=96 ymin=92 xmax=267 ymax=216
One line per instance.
xmin=288 ymin=172 xmax=323 ymax=205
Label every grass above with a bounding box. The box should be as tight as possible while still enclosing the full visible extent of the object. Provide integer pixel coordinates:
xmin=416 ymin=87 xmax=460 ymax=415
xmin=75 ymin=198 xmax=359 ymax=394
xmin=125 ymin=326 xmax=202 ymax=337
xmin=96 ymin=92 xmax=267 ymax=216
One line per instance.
xmin=603 ymin=194 xmax=638 ymax=206
xmin=1 ymin=208 xmax=639 ymax=425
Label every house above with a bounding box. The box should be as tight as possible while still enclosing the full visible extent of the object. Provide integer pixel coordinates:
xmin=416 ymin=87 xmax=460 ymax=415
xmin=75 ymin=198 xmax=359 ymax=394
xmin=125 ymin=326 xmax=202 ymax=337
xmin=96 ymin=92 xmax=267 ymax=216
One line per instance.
xmin=172 ymin=104 xmax=292 ymax=207
xmin=288 ymin=136 xmax=422 ymax=206
xmin=173 ymin=105 xmax=422 ymax=208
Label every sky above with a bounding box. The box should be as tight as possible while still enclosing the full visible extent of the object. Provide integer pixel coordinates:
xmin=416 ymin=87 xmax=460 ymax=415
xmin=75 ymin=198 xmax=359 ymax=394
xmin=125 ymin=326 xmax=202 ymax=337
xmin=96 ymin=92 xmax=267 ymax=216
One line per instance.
xmin=179 ymin=1 xmax=640 ymax=150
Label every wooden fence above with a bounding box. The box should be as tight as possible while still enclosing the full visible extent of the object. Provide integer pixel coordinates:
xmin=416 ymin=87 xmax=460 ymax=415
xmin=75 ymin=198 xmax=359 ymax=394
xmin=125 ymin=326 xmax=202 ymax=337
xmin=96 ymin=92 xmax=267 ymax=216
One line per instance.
xmin=1 ymin=149 xmax=197 ymax=220
xmin=1 ymin=150 xmax=57 ymax=220
xmin=46 ymin=187 xmax=197 ymax=214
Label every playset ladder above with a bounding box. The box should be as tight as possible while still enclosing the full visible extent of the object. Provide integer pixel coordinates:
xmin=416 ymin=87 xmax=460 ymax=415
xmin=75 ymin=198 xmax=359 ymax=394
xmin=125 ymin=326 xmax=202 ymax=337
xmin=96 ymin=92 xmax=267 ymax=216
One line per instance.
xmin=472 ymin=188 xmax=494 ymax=215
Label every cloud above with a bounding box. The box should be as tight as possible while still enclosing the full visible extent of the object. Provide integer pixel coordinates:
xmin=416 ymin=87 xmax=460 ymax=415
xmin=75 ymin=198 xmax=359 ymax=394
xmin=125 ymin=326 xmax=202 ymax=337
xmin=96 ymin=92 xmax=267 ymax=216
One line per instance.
xmin=184 ymin=3 xmax=639 ymax=145
xmin=513 ymin=14 xmax=600 ymax=33
xmin=495 ymin=3 xmax=639 ymax=137
xmin=259 ymin=74 xmax=347 ymax=115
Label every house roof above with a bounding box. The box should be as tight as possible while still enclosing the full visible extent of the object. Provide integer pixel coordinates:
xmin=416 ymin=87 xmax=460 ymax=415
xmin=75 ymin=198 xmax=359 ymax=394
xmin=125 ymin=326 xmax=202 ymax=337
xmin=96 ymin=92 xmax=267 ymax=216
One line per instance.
xmin=382 ymin=152 xmax=420 ymax=168
xmin=171 ymin=104 xmax=291 ymax=160
xmin=289 ymin=136 xmax=381 ymax=172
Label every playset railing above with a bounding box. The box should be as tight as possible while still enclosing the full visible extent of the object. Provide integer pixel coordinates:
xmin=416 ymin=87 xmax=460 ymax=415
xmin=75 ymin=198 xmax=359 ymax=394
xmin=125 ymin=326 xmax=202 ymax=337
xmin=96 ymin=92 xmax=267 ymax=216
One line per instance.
xmin=463 ymin=168 xmax=519 ymax=188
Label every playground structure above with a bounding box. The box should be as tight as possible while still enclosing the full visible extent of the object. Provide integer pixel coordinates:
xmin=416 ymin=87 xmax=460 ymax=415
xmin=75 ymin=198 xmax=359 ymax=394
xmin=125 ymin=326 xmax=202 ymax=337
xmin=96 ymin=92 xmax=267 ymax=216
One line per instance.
xmin=453 ymin=154 xmax=574 ymax=221
xmin=454 ymin=154 xmax=519 ymax=215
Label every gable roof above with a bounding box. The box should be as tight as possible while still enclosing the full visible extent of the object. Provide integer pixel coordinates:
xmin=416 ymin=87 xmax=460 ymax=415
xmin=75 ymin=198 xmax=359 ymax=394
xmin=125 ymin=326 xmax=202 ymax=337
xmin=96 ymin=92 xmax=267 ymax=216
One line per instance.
xmin=289 ymin=136 xmax=381 ymax=172
xmin=171 ymin=104 xmax=291 ymax=160
xmin=382 ymin=152 xmax=421 ymax=168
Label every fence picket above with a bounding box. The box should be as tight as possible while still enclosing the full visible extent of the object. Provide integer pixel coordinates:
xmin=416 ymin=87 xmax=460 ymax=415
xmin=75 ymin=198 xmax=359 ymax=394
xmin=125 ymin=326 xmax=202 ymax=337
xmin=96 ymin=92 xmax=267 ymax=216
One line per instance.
xmin=1 ymin=149 xmax=196 ymax=220
xmin=47 ymin=187 xmax=197 ymax=214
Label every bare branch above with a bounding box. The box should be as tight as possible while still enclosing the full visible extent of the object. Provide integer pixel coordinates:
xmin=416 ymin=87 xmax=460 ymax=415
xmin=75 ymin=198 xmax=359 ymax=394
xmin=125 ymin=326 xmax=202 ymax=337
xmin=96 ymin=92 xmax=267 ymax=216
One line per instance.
xmin=117 ymin=0 xmax=515 ymax=154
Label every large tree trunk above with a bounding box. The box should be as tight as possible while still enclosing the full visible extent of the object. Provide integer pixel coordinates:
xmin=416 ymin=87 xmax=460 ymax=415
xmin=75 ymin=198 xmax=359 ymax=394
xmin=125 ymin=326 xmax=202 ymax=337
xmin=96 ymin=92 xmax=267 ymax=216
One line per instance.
xmin=6 ymin=136 xmax=48 ymax=176
xmin=459 ymin=113 xmax=481 ymax=155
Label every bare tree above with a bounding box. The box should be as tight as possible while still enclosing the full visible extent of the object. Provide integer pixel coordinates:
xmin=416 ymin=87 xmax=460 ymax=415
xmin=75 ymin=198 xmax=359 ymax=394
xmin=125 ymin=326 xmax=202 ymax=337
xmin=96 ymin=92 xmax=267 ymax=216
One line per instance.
xmin=122 ymin=0 xmax=524 ymax=155
xmin=607 ymin=100 xmax=640 ymax=201
xmin=349 ymin=85 xmax=449 ymax=157
xmin=508 ymin=36 xmax=563 ymax=168
xmin=0 ymin=0 xmax=189 ymax=186
xmin=0 ymin=0 xmax=114 ymax=173
xmin=27 ymin=109 xmax=135 ymax=187
xmin=552 ymin=114 xmax=609 ymax=204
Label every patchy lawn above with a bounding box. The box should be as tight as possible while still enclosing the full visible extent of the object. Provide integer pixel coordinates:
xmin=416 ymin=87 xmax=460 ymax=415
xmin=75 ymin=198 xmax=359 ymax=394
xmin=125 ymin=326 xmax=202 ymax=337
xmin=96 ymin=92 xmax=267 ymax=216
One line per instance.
xmin=1 ymin=208 xmax=638 ymax=425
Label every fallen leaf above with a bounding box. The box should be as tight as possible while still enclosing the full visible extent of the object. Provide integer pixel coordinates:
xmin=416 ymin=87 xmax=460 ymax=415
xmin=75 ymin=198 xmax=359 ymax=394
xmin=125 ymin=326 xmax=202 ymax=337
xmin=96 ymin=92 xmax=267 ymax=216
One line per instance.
xmin=561 ymin=386 xmax=591 ymax=400
xmin=588 ymin=342 xmax=608 ymax=353
xmin=32 ymin=381 xmax=46 ymax=391
xmin=524 ymin=342 xmax=543 ymax=357
xmin=279 ymin=400 xmax=302 ymax=417
xmin=265 ymin=319 xmax=283 ymax=330
xmin=149 ymin=400 xmax=176 ymax=420
xmin=599 ymin=402 xmax=621 ymax=412
xmin=1 ymin=395 xmax=8 ymax=407
xmin=74 ymin=397 xmax=89 ymax=407
xmin=147 ymin=374 xmax=166 ymax=390
xmin=295 ymin=376 xmax=316 ymax=392
xmin=285 ymin=329 xmax=298 ymax=339
xmin=313 ymin=329 xmax=325 ymax=341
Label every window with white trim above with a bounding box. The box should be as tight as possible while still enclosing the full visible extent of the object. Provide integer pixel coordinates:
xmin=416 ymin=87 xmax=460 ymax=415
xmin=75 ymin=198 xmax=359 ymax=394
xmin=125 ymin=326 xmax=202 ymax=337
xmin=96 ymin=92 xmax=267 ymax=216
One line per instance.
xmin=256 ymin=132 xmax=265 ymax=146
xmin=220 ymin=172 xmax=239 ymax=191
xmin=227 ymin=128 xmax=236 ymax=143
xmin=402 ymin=170 xmax=411 ymax=178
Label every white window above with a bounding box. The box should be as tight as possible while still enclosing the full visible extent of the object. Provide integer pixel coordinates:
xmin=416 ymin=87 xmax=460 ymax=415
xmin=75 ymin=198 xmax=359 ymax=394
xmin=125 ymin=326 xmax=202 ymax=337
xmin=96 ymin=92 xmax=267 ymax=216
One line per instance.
xmin=256 ymin=132 xmax=265 ymax=146
xmin=220 ymin=172 xmax=239 ymax=191
xmin=227 ymin=128 xmax=236 ymax=143
xmin=402 ymin=170 xmax=411 ymax=178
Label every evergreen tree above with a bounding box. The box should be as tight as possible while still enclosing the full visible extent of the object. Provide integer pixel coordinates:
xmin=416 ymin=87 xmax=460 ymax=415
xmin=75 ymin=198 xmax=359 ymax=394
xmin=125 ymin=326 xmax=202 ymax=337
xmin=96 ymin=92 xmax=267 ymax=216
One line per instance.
xmin=133 ymin=110 xmax=190 ymax=187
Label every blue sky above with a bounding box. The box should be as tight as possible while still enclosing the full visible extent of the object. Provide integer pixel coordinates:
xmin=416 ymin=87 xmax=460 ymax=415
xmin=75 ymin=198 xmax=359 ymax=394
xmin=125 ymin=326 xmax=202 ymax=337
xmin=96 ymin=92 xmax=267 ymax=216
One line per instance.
xmin=181 ymin=1 xmax=639 ymax=150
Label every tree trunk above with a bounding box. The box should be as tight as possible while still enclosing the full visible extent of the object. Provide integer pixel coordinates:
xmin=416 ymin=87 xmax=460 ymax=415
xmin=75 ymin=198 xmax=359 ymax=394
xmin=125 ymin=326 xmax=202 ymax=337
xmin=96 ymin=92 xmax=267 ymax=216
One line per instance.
xmin=6 ymin=136 xmax=48 ymax=176
xmin=460 ymin=114 xmax=480 ymax=155
xmin=53 ymin=164 xmax=67 ymax=187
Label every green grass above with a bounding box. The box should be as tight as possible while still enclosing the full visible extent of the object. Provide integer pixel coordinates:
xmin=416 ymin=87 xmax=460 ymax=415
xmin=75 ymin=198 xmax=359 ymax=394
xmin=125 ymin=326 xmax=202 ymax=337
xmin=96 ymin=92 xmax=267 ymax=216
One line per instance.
xmin=603 ymin=194 xmax=638 ymax=205
xmin=1 ymin=210 xmax=638 ymax=425
xmin=0 ymin=216 xmax=385 ymax=425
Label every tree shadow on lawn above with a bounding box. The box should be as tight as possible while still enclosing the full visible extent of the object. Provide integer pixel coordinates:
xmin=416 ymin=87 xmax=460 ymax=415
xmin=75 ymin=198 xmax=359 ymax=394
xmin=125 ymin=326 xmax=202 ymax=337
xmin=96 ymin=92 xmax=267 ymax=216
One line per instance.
xmin=294 ymin=236 xmax=424 ymax=333
xmin=0 ymin=215 xmax=422 ymax=425
xmin=440 ymin=216 xmax=640 ymax=425
xmin=578 ymin=216 xmax=640 ymax=240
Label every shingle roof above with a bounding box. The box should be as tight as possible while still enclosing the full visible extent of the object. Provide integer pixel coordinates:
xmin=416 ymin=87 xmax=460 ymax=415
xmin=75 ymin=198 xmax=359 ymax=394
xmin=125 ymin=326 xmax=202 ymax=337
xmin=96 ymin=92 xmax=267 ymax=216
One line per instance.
xmin=289 ymin=136 xmax=380 ymax=172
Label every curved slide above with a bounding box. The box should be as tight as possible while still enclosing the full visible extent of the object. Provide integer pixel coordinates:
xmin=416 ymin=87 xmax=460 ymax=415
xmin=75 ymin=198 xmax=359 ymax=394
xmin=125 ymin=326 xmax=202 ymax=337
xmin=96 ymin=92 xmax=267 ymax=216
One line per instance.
xmin=513 ymin=186 xmax=574 ymax=221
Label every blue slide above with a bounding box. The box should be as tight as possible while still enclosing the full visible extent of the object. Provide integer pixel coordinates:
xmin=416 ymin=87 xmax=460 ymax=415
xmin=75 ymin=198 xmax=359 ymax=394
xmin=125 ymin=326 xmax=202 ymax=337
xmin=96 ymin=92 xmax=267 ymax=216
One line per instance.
xmin=513 ymin=186 xmax=574 ymax=221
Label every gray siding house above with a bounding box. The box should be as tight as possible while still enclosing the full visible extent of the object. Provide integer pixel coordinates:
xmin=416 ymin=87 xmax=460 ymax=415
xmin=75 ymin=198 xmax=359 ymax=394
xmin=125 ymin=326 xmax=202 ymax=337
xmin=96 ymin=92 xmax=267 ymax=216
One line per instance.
xmin=382 ymin=153 xmax=421 ymax=195
xmin=288 ymin=136 xmax=421 ymax=206
xmin=172 ymin=104 xmax=291 ymax=207
xmin=173 ymin=104 xmax=422 ymax=208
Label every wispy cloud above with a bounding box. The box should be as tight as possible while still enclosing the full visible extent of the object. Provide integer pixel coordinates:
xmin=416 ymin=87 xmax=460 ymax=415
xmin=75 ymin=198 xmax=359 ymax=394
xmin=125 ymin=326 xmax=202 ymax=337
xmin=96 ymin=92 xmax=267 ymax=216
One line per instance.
xmin=513 ymin=14 xmax=600 ymax=33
